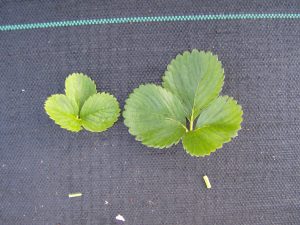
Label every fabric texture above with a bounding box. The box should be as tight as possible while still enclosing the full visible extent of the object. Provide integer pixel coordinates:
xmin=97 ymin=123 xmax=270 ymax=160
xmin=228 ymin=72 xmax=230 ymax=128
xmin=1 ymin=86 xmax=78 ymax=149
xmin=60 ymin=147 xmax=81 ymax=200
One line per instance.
xmin=1 ymin=1 xmax=300 ymax=224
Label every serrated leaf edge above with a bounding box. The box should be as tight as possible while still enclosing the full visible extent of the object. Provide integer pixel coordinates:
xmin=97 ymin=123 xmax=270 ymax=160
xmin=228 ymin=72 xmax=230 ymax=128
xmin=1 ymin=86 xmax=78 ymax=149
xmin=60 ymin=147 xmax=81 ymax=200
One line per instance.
xmin=65 ymin=72 xmax=97 ymax=95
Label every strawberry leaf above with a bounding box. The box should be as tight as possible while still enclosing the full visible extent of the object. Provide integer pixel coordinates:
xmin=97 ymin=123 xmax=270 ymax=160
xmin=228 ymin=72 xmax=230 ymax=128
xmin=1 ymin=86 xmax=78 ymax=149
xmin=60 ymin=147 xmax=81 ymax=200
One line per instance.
xmin=80 ymin=93 xmax=120 ymax=132
xmin=123 ymin=84 xmax=187 ymax=148
xmin=162 ymin=50 xmax=224 ymax=121
xmin=65 ymin=73 xmax=97 ymax=109
xmin=124 ymin=50 xmax=243 ymax=157
xmin=182 ymin=96 xmax=243 ymax=156
xmin=45 ymin=73 xmax=120 ymax=132
xmin=44 ymin=94 xmax=82 ymax=132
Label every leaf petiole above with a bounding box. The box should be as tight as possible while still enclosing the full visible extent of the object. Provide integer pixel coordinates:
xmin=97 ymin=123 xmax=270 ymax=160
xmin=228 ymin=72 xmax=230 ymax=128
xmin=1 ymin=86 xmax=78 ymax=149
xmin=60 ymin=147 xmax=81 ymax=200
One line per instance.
xmin=189 ymin=112 xmax=194 ymax=131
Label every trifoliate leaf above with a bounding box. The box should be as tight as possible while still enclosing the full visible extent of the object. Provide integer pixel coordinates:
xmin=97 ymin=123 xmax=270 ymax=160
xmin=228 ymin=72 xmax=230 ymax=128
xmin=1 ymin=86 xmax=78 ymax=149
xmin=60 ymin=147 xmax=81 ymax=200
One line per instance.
xmin=80 ymin=93 xmax=120 ymax=132
xmin=44 ymin=94 xmax=82 ymax=132
xmin=123 ymin=84 xmax=187 ymax=148
xmin=162 ymin=50 xmax=224 ymax=121
xmin=45 ymin=73 xmax=120 ymax=132
xmin=182 ymin=96 xmax=243 ymax=156
xmin=65 ymin=73 xmax=97 ymax=109
xmin=123 ymin=49 xmax=243 ymax=157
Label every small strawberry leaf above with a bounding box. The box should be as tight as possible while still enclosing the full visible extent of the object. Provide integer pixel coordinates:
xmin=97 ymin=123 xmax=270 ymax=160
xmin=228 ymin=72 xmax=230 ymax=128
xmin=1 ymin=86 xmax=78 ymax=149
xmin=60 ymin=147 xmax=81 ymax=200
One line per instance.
xmin=65 ymin=73 xmax=97 ymax=109
xmin=44 ymin=94 xmax=82 ymax=132
xmin=45 ymin=73 xmax=120 ymax=132
xmin=124 ymin=50 xmax=243 ymax=157
xmin=123 ymin=84 xmax=187 ymax=148
xmin=80 ymin=93 xmax=120 ymax=132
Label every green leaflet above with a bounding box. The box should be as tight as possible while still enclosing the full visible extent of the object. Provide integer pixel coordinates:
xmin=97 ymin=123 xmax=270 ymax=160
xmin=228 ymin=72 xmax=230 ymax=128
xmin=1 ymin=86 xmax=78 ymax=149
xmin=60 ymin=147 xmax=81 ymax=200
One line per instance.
xmin=45 ymin=73 xmax=120 ymax=132
xmin=80 ymin=93 xmax=120 ymax=132
xmin=182 ymin=96 xmax=243 ymax=156
xmin=65 ymin=73 xmax=97 ymax=109
xmin=44 ymin=94 xmax=82 ymax=132
xmin=162 ymin=50 xmax=224 ymax=121
xmin=124 ymin=50 xmax=243 ymax=156
xmin=123 ymin=85 xmax=187 ymax=148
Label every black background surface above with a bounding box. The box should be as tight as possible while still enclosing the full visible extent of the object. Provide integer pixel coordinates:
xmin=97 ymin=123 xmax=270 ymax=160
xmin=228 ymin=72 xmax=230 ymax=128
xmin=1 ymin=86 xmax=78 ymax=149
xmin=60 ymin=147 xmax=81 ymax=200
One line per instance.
xmin=1 ymin=1 xmax=300 ymax=224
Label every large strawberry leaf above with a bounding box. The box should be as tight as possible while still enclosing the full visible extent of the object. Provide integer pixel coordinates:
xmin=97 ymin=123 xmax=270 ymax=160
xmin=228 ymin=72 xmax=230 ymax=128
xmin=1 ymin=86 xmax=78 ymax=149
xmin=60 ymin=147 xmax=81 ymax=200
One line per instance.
xmin=123 ymin=84 xmax=187 ymax=148
xmin=123 ymin=50 xmax=243 ymax=157
xmin=45 ymin=73 xmax=120 ymax=132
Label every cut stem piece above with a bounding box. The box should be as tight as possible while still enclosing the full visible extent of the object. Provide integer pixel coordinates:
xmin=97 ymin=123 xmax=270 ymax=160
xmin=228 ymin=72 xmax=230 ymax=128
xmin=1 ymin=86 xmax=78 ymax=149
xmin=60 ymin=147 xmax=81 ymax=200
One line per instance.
xmin=203 ymin=175 xmax=211 ymax=189
xmin=68 ymin=192 xmax=82 ymax=198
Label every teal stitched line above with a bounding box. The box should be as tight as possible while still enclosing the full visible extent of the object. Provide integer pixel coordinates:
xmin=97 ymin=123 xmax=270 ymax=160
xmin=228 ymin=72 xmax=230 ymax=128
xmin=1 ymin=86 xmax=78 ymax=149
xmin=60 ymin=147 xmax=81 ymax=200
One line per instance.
xmin=1 ymin=13 xmax=300 ymax=31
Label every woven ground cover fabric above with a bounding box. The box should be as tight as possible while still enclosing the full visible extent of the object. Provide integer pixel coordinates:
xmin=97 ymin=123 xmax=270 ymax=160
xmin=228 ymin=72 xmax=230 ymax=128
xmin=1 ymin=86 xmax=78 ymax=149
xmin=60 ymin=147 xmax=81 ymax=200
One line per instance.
xmin=1 ymin=1 xmax=300 ymax=225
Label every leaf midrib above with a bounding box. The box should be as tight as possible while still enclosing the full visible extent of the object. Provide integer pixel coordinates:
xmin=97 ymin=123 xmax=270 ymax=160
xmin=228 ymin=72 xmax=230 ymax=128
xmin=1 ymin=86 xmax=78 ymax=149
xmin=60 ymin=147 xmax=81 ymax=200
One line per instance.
xmin=138 ymin=111 xmax=187 ymax=131
xmin=189 ymin=55 xmax=212 ymax=124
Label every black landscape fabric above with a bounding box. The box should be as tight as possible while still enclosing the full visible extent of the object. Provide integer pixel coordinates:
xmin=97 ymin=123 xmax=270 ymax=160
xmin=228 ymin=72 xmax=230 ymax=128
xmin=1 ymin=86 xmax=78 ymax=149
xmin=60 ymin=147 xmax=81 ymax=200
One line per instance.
xmin=1 ymin=1 xmax=300 ymax=225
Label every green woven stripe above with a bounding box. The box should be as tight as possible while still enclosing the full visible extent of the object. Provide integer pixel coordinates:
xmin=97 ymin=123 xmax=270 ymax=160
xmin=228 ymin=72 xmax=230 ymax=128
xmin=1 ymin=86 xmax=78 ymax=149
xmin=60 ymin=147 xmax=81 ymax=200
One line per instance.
xmin=1 ymin=13 xmax=300 ymax=31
